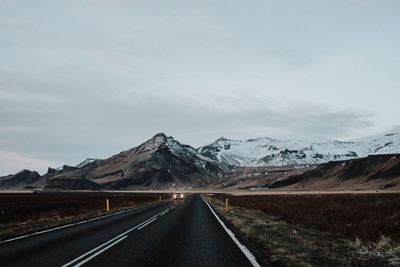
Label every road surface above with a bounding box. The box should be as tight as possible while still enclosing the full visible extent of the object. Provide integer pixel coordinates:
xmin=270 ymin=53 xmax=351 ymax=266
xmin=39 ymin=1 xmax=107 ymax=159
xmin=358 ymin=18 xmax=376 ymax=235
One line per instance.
xmin=0 ymin=195 xmax=258 ymax=267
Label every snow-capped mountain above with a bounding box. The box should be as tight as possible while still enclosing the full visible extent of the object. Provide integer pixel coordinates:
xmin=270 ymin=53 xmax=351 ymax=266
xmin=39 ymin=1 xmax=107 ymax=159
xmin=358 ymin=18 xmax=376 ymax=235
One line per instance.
xmin=2 ymin=130 xmax=400 ymax=190
xmin=42 ymin=133 xmax=228 ymax=190
xmin=198 ymin=131 xmax=400 ymax=167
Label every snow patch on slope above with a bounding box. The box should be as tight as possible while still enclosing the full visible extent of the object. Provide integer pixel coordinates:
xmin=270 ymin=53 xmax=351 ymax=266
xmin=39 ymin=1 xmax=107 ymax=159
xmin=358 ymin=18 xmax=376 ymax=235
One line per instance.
xmin=76 ymin=158 xmax=99 ymax=168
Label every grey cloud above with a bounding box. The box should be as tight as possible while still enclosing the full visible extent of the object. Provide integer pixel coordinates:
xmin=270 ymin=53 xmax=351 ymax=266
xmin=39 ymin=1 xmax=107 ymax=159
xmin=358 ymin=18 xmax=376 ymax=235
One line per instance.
xmin=0 ymin=89 xmax=374 ymax=165
xmin=0 ymin=0 xmax=399 ymax=175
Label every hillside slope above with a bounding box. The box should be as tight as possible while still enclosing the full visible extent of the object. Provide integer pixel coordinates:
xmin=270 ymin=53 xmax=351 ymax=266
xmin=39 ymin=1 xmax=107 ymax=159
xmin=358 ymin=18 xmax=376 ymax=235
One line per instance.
xmin=268 ymin=154 xmax=400 ymax=190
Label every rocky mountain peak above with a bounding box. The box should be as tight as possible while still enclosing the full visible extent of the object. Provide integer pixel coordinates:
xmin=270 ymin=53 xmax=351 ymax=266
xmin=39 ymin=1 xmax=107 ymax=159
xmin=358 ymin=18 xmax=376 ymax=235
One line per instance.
xmin=152 ymin=132 xmax=168 ymax=140
xmin=216 ymin=136 xmax=229 ymax=142
xmin=136 ymin=133 xmax=171 ymax=151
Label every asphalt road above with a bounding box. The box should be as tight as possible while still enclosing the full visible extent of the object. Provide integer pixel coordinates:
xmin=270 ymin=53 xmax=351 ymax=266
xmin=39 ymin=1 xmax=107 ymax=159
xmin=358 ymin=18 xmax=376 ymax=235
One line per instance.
xmin=0 ymin=194 xmax=258 ymax=267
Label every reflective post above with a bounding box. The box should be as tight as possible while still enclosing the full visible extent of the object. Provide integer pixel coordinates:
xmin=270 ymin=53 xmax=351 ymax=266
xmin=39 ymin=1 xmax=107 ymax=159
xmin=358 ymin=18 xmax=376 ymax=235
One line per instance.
xmin=106 ymin=198 xmax=110 ymax=211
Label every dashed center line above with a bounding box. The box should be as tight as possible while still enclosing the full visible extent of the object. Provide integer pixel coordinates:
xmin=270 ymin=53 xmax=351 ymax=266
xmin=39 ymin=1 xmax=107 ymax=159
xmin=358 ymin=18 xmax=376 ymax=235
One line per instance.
xmin=61 ymin=206 xmax=171 ymax=267
xmin=71 ymin=235 xmax=127 ymax=267
xmin=137 ymin=217 xmax=158 ymax=230
xmin=159 ymin=209 xmax=170 ymax=216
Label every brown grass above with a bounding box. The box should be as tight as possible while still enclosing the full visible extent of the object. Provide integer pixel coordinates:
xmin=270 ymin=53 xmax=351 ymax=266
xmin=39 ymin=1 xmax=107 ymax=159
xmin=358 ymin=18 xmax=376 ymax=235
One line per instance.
xmin=212 ymin=193 xmax=400 ymax=243
xmin=208 ymin=197 xmax=400 ymax=267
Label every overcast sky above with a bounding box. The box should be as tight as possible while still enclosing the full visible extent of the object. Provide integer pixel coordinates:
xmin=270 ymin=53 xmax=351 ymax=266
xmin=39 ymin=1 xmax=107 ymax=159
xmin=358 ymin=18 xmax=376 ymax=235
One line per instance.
xmin=1 ymin=0 xmax=399 ymax=175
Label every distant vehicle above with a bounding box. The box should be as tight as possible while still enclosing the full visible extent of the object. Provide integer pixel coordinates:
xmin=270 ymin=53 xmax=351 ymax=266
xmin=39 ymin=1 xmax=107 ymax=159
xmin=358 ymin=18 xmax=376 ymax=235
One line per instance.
xmin=172 ymin=193 xmax=184 ymax=200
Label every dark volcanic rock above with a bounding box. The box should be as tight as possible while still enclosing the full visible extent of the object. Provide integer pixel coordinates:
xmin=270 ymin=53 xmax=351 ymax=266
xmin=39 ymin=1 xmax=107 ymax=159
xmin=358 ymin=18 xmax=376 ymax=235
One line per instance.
xmin=47 ymin=167 xmax=58 ymax=175
xmin=61 ymin=165 xmax=78 ymax=172
xmin=45 ymin=177 xmax=102 ymax=190
xmin=0 ymin=170 xmax=41 ymax=188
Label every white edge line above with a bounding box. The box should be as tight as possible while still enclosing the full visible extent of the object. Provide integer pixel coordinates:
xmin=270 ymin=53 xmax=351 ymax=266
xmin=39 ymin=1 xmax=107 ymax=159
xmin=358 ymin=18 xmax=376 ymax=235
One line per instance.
xmin=61 ymin=206 xmax=170 ymax=267
xmin=71 ymin=235 xmax=127 ymax=267
xmin=201 ymin=196 xmax=261 ymax=267
xmin=0 ymin=206 xmax=142 ymax=244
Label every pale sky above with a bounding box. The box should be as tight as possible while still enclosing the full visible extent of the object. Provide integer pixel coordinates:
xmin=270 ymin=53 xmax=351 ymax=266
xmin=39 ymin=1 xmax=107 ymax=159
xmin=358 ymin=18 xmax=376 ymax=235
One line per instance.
xmin=1 ymin=0 xmax=399 ymax=175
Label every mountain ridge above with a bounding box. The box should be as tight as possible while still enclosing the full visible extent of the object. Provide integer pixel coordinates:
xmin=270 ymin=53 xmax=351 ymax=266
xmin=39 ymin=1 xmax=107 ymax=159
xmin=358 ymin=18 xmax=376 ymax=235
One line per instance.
xmin=197 ymin=130 xmax=400 ymax=167
xmin=1 ymin=130 xmax=400 ymax=190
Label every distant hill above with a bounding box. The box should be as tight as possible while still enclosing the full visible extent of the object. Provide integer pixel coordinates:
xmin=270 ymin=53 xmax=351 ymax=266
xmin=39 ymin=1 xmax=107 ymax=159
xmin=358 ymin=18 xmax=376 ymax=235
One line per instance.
xmin=0 ymin=170 xmax=45 ymax=189
xmin=267 ymin=154 xmax=400 ymax=190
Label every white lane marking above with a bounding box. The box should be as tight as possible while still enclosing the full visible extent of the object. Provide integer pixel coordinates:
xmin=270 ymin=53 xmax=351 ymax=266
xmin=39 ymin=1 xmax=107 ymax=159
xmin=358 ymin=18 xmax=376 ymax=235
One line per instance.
xmin=61 ymin=233 xmax=127 ymax=267
xmin=0 ymin=206 xmax=143 ymax=244
xmin=137 ymin=217 xmax=158 ymax=230
xmin=133 ymin=208 xmax=164 ymax=229
xmin=61 ymin=206 xmax=170 ymax=267
xmin=201 ymin=196 xmax=261 ymax=267
xmin=70 ymin=235 xmax=127 ymax=267
xmin=159 ymin=209 xmax=169 ymax=216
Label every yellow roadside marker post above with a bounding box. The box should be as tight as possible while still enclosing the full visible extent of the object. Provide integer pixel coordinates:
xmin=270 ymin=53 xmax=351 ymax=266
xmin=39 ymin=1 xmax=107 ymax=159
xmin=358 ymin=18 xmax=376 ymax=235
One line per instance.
xmin=225 ymin=198 xmax=229 ymax=213
xmin=106 ymin=198 xmax=110 ymax=212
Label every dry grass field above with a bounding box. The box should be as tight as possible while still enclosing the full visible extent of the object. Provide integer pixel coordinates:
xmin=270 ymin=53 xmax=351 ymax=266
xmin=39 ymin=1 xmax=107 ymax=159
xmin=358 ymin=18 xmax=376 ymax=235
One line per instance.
xmin=209 ymin=193 xmax=400 ymax=266
xmin=212 ymin=193 xmax=400 ymax=242
xmin=207 ymin=198 xmax=400 ymax=267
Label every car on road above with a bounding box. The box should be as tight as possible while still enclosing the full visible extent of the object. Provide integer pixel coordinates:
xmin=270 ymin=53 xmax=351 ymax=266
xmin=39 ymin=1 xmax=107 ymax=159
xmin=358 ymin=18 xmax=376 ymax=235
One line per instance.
xmin=172 ymin=193 xmax=184 ymax=200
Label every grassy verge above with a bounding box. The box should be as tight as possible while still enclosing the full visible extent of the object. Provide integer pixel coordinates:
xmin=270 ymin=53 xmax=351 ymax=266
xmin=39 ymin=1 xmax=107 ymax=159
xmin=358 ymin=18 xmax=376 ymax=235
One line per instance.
xmin=208 ymin=197 xmax=400 ymax=267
